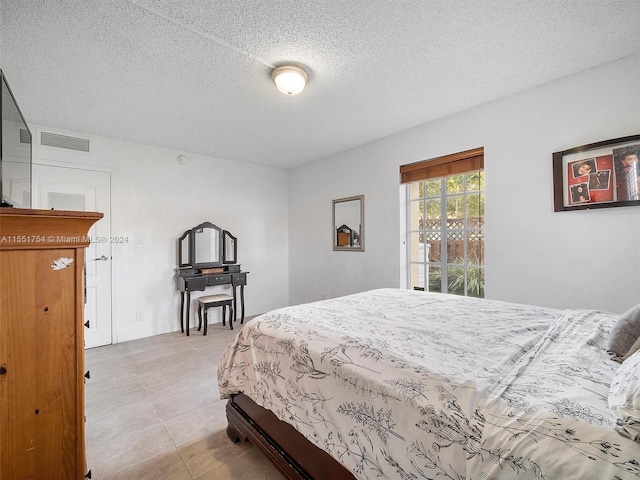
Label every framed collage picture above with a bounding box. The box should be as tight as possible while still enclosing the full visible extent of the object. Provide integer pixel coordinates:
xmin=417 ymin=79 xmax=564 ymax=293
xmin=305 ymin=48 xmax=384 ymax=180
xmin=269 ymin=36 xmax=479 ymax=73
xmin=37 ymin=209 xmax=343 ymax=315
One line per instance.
xmin=553 ymin=134 xmax=640 ymax=212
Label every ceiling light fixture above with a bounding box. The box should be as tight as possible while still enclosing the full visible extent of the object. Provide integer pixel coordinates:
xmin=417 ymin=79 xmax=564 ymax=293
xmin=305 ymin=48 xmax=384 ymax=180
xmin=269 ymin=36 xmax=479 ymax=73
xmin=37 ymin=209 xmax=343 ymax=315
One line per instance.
xmin=271 ymin=65 xmax=309 ymax=95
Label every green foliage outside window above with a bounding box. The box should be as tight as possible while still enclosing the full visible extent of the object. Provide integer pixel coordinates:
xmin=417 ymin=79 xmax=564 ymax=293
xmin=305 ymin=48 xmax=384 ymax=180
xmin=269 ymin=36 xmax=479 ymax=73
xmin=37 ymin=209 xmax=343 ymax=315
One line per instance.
xmin=409 ymin=171 xmax=484 ymax=297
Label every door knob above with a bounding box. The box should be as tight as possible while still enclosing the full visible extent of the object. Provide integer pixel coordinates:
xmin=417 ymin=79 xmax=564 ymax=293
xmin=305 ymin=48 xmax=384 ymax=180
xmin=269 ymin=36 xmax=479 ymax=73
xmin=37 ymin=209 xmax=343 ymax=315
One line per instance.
xmin=94 ymin=255 xmax=109 ymax=261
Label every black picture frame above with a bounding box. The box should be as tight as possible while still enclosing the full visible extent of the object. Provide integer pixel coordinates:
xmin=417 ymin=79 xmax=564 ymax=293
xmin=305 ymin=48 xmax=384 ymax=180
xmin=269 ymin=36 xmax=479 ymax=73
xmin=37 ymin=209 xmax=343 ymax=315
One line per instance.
xmin=553 ymin=134 xmax=640 ymax=212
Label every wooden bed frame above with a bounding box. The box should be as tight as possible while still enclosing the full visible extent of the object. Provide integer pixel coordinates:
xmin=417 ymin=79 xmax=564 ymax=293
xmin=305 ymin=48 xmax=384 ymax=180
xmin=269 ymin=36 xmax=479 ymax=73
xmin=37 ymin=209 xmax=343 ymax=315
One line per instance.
xmin=226 ymin=393 xmax=355 ymax=480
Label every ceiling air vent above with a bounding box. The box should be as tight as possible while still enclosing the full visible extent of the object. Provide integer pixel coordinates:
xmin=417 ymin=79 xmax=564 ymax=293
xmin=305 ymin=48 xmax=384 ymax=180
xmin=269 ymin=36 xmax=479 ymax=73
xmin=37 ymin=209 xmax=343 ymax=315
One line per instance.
xmin=40 ymin=131 xmax=90 ymax=152
xmin=19 ymin=128 xmax=32 ymax=144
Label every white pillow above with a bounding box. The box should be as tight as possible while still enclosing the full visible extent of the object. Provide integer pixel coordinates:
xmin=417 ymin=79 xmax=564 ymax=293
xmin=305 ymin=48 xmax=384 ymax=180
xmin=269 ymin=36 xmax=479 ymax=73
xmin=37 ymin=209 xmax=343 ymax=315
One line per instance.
xmin=608 ymin=303 xmax=640 ymax=360
xmin=609 ymin=348 xmax=640 ymax=442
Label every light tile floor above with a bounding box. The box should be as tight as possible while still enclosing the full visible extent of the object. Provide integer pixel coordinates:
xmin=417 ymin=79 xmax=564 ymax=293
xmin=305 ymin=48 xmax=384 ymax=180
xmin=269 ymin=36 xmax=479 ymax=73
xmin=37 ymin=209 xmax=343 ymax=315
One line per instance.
xmin=84 ymin=321 xmax=286 ymax=480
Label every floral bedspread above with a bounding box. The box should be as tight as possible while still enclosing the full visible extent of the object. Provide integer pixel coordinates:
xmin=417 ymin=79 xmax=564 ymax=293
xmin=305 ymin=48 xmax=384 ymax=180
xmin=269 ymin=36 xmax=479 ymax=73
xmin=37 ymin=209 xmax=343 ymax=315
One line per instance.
xmin=217 ymin=288 xmax=639 ymax=479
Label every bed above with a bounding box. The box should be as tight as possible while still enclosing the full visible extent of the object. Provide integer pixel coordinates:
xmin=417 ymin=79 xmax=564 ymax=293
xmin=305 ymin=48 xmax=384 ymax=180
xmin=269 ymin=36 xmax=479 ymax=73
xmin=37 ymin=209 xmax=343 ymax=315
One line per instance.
xmin=217 ymin=288 xmax=640 ymax=479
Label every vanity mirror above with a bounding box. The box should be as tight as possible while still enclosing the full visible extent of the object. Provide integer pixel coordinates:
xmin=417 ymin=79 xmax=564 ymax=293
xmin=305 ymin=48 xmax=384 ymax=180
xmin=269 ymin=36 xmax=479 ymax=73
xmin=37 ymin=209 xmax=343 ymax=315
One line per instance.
xmin=223 ymin=230 xmax=237 ymax=264
xmin=194 ymin=223 xmax=222 ymax=266
xmin=333 ymin=195 xmax=364 ymax=251
xmin=178 ymin=230 xmax=191 ymax=267
xmin=177 ymin=221 xmax=229 ymax=269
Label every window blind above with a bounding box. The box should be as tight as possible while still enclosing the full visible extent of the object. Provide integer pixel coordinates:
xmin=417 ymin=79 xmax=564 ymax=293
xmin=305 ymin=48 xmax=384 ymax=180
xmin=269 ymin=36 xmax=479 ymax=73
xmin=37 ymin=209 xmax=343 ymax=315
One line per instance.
xmin=400 ymin=147 xmax=484 ymax=184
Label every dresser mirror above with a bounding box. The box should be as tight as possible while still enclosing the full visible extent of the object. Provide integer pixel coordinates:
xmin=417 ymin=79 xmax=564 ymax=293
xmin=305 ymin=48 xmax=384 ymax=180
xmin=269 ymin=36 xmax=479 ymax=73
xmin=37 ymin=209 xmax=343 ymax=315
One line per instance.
xmin=223 ymin=230 xmax=237 ymax=264
xmin=178 ymin=222 xmax=240 ymax=269
xmin=333 ymin=195 xmax=364 ymax=251
xmin=194 ymin=223 xmax=222 ymax=265
xmin=178 ymin=230 xmax=190 ymax=267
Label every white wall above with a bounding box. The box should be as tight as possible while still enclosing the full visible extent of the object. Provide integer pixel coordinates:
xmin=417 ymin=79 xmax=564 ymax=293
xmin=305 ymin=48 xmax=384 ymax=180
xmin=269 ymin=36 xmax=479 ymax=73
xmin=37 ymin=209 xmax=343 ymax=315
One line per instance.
xmin=289 ymin=54 xmax=640 ymax=313
xmin=31 ymin=133 xmax=289 ymax=342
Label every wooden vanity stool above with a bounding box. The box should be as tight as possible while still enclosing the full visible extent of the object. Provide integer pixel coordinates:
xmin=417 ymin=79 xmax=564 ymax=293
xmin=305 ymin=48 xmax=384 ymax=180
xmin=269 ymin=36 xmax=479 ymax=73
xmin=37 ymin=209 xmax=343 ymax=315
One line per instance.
xmin=197 ymin=294 xmax=234 ymax=334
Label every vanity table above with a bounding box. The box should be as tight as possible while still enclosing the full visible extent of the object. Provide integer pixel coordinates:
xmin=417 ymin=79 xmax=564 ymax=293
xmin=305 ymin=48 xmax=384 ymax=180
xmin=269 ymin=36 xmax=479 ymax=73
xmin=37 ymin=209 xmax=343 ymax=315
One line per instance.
xmin=175 ymin=222 xmax=248 ymax=335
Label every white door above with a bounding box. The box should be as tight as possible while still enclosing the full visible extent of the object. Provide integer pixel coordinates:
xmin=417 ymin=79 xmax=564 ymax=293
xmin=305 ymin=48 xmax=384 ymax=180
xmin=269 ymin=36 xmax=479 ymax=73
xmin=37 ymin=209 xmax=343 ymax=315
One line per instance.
xmin=31 ymin=164 xmax=112 ymax=348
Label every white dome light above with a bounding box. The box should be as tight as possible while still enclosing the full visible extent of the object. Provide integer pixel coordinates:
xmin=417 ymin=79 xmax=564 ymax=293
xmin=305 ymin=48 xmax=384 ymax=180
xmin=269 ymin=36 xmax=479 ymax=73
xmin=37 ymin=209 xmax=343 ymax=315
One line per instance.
xmin=271 ymin=65 xmax=309 ymax=96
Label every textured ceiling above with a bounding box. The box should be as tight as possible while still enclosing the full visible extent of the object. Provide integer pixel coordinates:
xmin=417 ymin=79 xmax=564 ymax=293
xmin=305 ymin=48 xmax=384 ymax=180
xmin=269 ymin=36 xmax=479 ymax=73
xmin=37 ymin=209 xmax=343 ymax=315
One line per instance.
xmin=1 ymin=0 xmax=640 ymax=169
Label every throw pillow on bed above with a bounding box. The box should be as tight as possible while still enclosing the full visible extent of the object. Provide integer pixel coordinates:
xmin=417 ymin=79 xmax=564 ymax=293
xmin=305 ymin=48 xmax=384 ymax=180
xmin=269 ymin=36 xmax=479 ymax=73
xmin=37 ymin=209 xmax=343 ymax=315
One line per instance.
xmin=609 ymin=348 xmax=640 ymax=442
xmin=608 ymin=303 xmax=640 ymax=361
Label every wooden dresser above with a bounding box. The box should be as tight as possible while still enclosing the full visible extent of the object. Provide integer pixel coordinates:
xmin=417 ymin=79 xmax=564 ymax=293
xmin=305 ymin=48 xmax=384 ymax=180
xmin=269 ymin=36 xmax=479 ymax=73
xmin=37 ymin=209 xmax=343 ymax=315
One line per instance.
xmin=0 ymin=208 xmax=102 ymax=480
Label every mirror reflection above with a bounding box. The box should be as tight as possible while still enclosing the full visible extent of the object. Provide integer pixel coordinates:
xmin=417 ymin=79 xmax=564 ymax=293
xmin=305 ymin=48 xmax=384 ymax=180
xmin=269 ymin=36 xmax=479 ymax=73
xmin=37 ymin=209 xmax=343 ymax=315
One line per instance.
xmin=223 ymin=230 xmax=237 ymax=264
xmin=194 ymin=225 xmax=221 ymax=265
xmin=178 ymin=231 xmax=190 ymax=266
xmin=177 ymin=222 xmax=239 ymax=269
xmin=333 ymin=195 xmax=364 ymax=251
